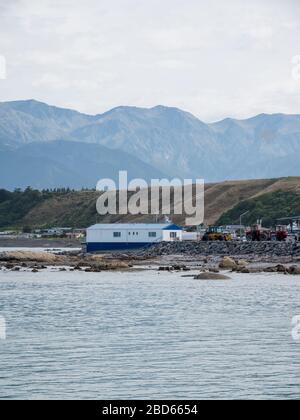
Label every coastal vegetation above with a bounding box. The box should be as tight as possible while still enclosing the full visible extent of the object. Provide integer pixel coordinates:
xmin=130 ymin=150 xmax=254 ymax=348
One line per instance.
xmin=0 ymin=187 xmax=93 ymax=229
xmin=0 ymin=177 xmax=300 ymax=230
xmin=217 ymin=190 xmax=300 ymax=227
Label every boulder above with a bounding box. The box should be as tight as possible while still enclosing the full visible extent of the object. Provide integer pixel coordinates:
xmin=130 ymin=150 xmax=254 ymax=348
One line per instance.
xmin=95 ymin=261 xmax=129 ymax=271
xmin=194 ymin=272 xmax=231 ymax=280
xmin=209 ymin=267 xmax=220 ymax=273
xmin=5 ymin=263 xmax=14 ymax=270
xmin=0 ymin=251 xmax=61 ymax=264
xmin=288 ymin=266 xmax=300 ymax=275
xmin=264 ymin=265 xmax=288 ymax=273
xmin=275 ymin=264 xmax=288 ymax=273
xmin=236 ymin=259 xmax=249 ymax=267
xmin=84 ymin=260 xmax=129 ymax=272
xmin=264 ymin=266 xmax=278 ymax=273
xmin=219 ymin=257 xmax=237 ymax=270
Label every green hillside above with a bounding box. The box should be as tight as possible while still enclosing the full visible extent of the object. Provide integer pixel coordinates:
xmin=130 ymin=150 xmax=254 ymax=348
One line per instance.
xmin=0 ymin=188 xmax=95 ymax=229
xmin=0 ymin=177 xmax=300 ymax=230
xmin=217 ymin=190 xmax=300 ymax=227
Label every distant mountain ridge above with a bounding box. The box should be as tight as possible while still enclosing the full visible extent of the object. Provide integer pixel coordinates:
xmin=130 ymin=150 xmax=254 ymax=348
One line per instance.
xmin=0 ymin=99 xmax=300 ymax=188
xmin=0 ymin=141 xmax=167 ymax=190
xmin=0 ymin=100 xmax=93 ymax=147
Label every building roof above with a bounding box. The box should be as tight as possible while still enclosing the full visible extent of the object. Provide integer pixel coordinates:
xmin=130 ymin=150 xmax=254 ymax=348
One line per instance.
xmin=87 ymin=223 xmax=182 ymax=231
xmin=277 ymin=216 xmax=300 ymax=221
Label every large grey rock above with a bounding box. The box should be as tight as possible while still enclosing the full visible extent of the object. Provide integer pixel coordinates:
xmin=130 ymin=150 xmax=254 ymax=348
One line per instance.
xmin=219 ymin=256 xmax=237 ymax=270
xmin=289 ymin=266 xmax=300 ymax=275
xmin=194 ymin=272 xmax=231 ymax=280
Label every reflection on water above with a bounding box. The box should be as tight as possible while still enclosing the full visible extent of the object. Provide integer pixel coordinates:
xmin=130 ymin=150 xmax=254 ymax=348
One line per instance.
xmin=0 ymin=269 xmax=300 ymax=400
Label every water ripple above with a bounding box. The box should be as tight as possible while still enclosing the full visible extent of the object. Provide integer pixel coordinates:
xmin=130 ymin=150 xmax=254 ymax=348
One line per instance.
xmin=0 ymin=270 xmax=300 ymax=399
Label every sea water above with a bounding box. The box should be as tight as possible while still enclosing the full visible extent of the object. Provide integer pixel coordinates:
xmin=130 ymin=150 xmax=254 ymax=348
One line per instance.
xmin=0 ymin=269 xmax=300 ymax=400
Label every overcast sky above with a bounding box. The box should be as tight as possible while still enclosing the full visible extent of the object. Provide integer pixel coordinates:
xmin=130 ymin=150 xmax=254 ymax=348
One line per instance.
xmin=0 ymin=0 xmax=300 ymax=121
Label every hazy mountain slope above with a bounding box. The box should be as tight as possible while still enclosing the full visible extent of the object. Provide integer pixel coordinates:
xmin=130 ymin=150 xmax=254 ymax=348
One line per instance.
xmin=210 ymin=113 xmax=300 ymax=161
xmin=70 ymin=105 xmax=223 ymax=179
xmin=0 ymin=99 xmax=93 ymax=147
xmin=0 ymin=141 xmax=167 ymax=190
xmin=1 ymin=100 xmax=300 ymax=184
xmin=70 ymin=107 xmax=300 ymax=181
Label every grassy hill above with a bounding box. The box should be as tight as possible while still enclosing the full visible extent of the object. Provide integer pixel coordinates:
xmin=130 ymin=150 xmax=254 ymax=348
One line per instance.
xmin=0 ymin=177 xmax=300 ymax=230
xmin=217 ymin=190 xmax=300 ymax=227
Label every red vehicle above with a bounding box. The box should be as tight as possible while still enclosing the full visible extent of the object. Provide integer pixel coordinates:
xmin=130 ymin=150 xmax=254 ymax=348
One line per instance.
xmin=246 ymin=224 xmax=288 ymax=241
xmin=274 ymin=225 xmax=288 ymax=242
xmin=246 ymin=224 xmax=271 ymax=241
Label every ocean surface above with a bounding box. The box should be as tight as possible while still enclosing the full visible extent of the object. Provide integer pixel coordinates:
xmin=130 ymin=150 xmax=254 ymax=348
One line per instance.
xmin=0 ymin=268 xmax=300 ymax=400
xmin=0 ymin=247 xmax=81 ymax=253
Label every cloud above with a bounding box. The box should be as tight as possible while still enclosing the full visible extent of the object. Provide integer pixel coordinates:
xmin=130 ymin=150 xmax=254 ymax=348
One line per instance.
xmin=0 ymin=54 xmax=6 ymax=79
xmin=0 ymin=0 xmax=300 ymax=121
xmin=32 ymin=72 xmax=114 ymax=90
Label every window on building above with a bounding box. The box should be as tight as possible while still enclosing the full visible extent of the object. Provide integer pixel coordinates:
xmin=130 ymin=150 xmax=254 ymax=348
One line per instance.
xmin=170 ymin=232 xmax=177 ymax=238
xmin=113 ymin=232 xmax=121 ymax=238
xmin=149 ymin=232 xmax=157 ymax=238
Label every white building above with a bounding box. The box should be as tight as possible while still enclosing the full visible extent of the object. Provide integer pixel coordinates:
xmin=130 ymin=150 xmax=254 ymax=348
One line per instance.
xmin=182 ymin=231 xmax=201 ymax=241
xmin=86 ymin=223 xmax=182 ymax=252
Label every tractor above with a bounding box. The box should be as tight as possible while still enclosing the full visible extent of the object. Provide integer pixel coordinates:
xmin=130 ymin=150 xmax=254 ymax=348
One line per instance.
xmin=274 ymin=225 xmax=288 ymax=242
xmin=246 ymin=223 xmax=288 ymax=241
xmin=246 ymin=224 xmax=271 ymax=241
xmin=202 ymin=226 xmax=232 ymax=241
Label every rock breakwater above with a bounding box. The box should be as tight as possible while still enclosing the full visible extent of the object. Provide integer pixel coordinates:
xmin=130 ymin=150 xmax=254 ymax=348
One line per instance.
xmin=139 ymin=241 xmax=300 ymax=258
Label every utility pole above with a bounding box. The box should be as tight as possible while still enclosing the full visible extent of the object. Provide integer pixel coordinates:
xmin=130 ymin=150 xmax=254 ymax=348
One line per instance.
xmin=239 ymin=211 xmax=249 ymax=240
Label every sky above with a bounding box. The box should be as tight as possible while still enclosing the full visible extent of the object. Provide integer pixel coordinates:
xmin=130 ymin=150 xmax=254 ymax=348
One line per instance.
xmin=0 ymin=0 xmax=300 ymax=122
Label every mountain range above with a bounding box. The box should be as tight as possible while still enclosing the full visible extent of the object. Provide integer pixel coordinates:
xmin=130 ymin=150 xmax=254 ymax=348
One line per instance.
xmin=1 ymin=99 xmax=300 ymax=189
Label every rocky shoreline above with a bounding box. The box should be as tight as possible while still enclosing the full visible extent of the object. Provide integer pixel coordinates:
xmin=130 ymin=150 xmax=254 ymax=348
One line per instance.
xmin=0 ymin=244 xmax=300 ymax=277
xmin=0 ymin=250 xmax=131 ymax=273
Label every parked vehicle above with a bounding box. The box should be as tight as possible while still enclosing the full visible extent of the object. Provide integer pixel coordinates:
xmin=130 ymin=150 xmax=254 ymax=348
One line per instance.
xmin=246 ymin=224 xmax=288 ymax=241
xmin=202 ymin=226 xmax=232 ymax=241
xmin=274 ymin=225 xmax=288 ymax=242
xmin=246 ymin=224 xmax=271 ymax=241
